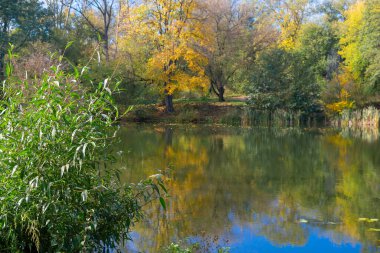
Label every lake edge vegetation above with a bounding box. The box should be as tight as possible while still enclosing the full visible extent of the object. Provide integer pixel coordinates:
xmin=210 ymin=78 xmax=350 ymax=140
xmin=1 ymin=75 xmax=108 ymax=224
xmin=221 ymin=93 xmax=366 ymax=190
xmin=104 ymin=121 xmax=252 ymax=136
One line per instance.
xmin=0 ymin=48 xmax=166 ymax=252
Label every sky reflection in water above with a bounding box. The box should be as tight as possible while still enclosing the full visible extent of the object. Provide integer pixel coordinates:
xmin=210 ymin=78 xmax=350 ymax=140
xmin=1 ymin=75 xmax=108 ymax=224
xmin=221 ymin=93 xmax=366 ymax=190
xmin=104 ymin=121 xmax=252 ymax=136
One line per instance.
xmin=113 ymin=125 xmax=380 ymax=253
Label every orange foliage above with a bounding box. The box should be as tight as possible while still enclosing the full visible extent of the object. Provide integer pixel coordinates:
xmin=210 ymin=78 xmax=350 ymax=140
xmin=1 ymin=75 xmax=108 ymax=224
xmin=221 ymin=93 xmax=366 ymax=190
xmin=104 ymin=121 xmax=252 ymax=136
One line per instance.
xmin=119 ymin=0 xmax=209 ymax=95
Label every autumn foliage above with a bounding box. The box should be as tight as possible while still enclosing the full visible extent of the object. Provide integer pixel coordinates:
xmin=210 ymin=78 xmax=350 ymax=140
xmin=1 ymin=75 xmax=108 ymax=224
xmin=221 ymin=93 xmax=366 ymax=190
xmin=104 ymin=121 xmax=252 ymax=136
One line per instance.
xmin=1 ymin=0 xmax=379 ymax=113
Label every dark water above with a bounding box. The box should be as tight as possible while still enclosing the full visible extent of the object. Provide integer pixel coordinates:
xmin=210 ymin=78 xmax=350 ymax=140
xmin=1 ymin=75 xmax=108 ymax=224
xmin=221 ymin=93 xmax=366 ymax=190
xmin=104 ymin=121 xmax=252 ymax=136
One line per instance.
xmin=112 ymin=125 xmax=380 ymax=253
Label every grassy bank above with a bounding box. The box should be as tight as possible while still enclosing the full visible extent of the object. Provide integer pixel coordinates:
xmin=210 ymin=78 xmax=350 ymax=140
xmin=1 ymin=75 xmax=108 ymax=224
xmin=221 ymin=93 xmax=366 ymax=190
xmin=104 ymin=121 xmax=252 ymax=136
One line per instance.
xmin=122 ymin=100 xmax=326 ymax=127
xmin=123 ymin=100 xmax=380 ymax=130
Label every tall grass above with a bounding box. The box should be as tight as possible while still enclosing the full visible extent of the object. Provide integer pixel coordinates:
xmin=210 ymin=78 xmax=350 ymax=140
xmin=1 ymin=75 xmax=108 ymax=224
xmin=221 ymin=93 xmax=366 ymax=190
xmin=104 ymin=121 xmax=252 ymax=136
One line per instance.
xmin=0 ymin=49 xmax=165 ymax=252
xmin=332 ymin=106 xmax=380 ymax=129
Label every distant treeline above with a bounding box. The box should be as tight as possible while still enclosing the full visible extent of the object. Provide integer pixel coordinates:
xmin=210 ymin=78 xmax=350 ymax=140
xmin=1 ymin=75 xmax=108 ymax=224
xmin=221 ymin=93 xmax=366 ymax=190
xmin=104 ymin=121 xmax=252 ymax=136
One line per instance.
xmin=1 ymin=0 xmax=379 ymax=114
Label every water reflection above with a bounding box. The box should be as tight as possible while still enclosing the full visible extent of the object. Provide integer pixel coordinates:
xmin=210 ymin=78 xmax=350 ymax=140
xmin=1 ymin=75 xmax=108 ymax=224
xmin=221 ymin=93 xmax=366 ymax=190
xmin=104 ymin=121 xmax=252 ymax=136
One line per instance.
xmin=112 ymin=125 xmax=380 ymax=252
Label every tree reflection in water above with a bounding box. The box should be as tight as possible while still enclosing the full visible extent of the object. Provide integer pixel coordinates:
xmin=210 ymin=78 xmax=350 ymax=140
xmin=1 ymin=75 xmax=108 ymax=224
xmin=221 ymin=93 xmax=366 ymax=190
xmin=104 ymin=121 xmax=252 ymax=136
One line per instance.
xmin=112 ymin=125 xmax=380 ymax=252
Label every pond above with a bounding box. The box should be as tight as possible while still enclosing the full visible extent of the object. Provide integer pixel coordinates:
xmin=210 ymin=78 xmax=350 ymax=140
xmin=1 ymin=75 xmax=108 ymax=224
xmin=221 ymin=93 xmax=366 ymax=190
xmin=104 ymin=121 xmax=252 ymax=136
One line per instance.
xmin=112 ymin=125 xmax=380 ymax=253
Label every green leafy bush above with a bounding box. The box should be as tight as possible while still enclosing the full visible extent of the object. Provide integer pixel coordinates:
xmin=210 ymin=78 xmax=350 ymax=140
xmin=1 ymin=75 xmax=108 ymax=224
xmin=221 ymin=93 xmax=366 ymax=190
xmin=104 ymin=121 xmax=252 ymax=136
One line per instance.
xmin=248 ymin=48 xmax=322 ymax=114
xmin=0 ymin=51 xmax=165 ymax=252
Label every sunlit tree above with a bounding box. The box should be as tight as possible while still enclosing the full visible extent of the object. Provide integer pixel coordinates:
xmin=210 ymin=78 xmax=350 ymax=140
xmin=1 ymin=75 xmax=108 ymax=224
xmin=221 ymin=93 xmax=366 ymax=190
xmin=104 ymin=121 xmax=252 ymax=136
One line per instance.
xmin=119 ymin=0 xmax=209 ymax=112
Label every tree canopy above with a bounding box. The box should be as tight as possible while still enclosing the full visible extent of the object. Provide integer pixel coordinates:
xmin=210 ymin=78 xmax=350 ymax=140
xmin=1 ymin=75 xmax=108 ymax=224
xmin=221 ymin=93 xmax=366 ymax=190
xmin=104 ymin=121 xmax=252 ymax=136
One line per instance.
xmin=1 ymin=0 xmax=379 ymax=112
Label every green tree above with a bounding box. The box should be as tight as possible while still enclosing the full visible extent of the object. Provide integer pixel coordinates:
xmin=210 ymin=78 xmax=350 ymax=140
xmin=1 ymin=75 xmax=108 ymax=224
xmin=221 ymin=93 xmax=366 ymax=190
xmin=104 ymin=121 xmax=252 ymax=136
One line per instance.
xmin=248 ymin=49 xmax=321 ymax=113
xmin=0 ymin=0 xmax=51 ymax=79
xmin=296 ymin=23 xmax=339 ymax=80
xmin=248 ymin=48 xmax=291 ymax=111
xmin=248 ymin=22 xmax=340 ymax=114
xmin=360 ymin=0 xmax=380 ymax=92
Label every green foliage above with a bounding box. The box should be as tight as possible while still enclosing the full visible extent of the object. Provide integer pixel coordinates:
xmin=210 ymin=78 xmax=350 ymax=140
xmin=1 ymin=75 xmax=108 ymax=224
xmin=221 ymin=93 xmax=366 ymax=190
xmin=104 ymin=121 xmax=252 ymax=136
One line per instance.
xmin=0 ymin=0 xmax=52 ymax=74
xmin=51 ymin=29 xmax=95 ymax=66
xmin=248 ymin=49 xmax=290 ymax=110
xmin=360 ymin=0 xmax=380 ymax=92
xmin=84 ymin=62 xmax=160 ymax=106
xmin=0 ymin=0 xmax=51 ymax=42
xmin=248 ymin=48 xmax=321 ymax=113
xmin=247 ymin=22 xmax=342 ymax=114
xmin=0 ymin=52 xmax=166 ymax=251
xmin=296 ymin=23 xmax=339 ymax=78
xmin=338 ymin=0 xmax=380 ymax=95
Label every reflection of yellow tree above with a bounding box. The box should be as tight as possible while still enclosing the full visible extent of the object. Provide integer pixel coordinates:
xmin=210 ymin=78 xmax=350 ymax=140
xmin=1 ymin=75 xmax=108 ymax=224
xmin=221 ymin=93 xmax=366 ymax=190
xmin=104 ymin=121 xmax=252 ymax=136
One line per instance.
xmin=122 ymin=128 xmax=211 ymax=251
xmin=111 ymin=126 xmax=380 ymax=251
xmin=120 ymin=128 xmax=317 ymax=250
xmin=324 ymin=134 xmax=380 ymax=248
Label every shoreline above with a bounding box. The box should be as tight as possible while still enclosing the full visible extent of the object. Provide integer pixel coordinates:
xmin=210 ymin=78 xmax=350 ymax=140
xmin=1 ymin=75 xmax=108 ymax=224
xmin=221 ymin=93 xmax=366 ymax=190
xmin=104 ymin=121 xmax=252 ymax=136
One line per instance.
xmin=121 ymin=103 xmax=380 ymax=130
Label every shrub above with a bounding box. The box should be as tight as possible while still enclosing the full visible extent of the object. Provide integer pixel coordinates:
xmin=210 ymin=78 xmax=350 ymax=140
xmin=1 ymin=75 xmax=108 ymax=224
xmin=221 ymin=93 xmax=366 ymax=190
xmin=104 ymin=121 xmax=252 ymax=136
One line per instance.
xmin=325 ymin=89 xmax=355 ymax=114
xmin=11 ymin=42 xmax=59 ymax=81
xmin=177 ymin=107 xmax=199 ymax=123
xmin=0 ymin=50 xmax=165 ymax=252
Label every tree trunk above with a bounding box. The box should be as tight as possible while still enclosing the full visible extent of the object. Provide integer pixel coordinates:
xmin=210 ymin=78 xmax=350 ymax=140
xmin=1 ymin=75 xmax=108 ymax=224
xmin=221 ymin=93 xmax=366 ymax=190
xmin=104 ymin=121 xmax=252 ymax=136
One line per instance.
xmin=103 ymin=33 xmax=109 ymax=62
xmin=0 ymin=20 xmax=7 ymax=81
xmin=0 ymin=48 xmax=6 ymax=85
xmin=164 ymin=92 xmax=174 ymax=113
xmin=218 ymin=85 xmax=225 ymax=102
xmin=0 ymin=51 xmax=5 ymax=81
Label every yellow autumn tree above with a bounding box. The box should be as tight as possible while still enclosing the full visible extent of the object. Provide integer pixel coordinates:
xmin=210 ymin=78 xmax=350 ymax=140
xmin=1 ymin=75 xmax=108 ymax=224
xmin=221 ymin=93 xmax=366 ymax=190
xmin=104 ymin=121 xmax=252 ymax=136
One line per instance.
xmin=119 ymin=0 xmax=209 ymax=112
xmin=338 ymin=0 xmax=380 ymax=93
xmin=339 ymin=0 xmax=366 ymax=81
xmin=272 ymin=0 xmax=308 ymax=50
xmin=325 ymin=0 xmax=366 ymax=114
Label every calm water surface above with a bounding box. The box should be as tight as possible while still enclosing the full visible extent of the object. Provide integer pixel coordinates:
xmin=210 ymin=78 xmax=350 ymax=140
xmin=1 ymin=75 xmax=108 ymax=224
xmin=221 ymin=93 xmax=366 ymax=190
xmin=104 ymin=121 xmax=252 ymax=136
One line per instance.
xmin=113 ymin=125 xmax=380 ymax=253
